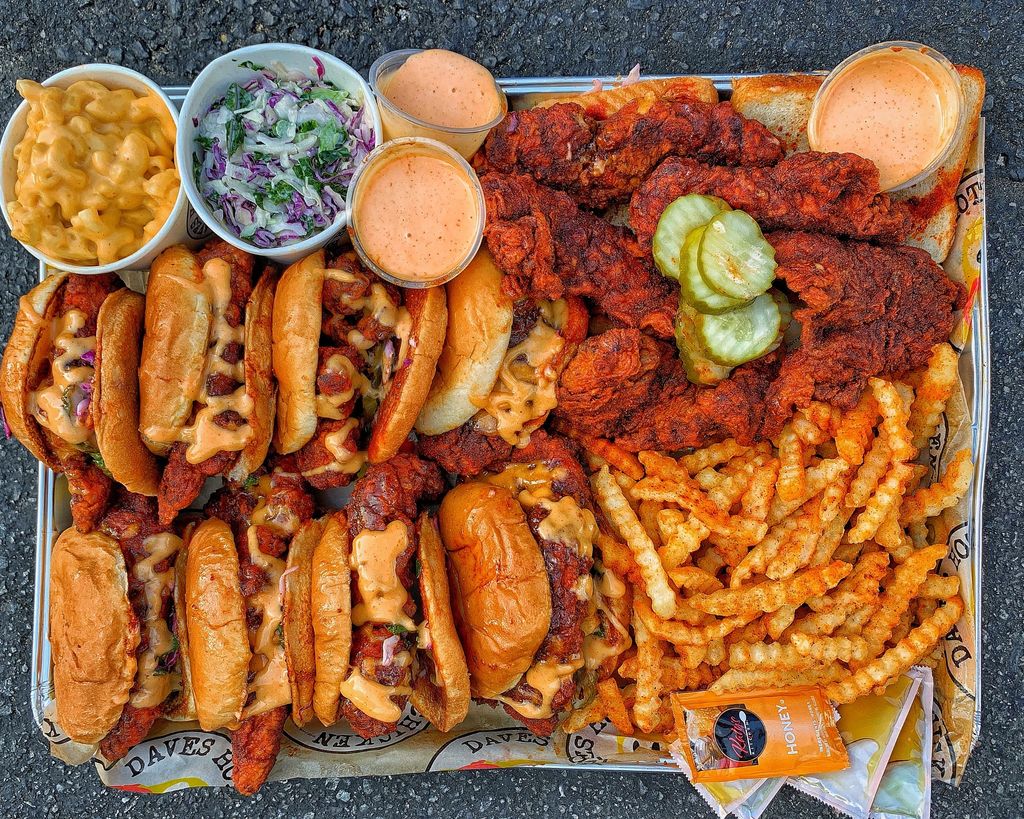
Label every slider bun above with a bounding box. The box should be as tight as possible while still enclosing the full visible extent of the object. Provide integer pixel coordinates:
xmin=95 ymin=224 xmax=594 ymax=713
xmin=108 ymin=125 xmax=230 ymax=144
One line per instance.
xmin=228 ymin=268 xmax=277 ymax=482
xmin=139 ymin=246 xmax=212 ymax=455
xmin=272 ymin=251 xmax=325 ymax=455
xmin=368 ymin=284 xmax=448 ymax=463
xmin=93 ymin=289 xmax=160 ymax=496
xmin=439 ymin=482 xmax=551 ymax=700
xmin=184 ymin=517 xmax=250 ymax=731
xmin=310 ymin=512 xmax=352 ymax=727
xmin=415 ymin=249 xmax=512 ymax=437
xmin=410 ymin=512 xmax=470 ymax=732
xmin=283 ymin=517 xmax=321 ymax=728
xmin=49 ymin=528 xmax=138 ymax=743
xmin=0 ymin=271 xmax=69 ymax=471
xmin=166 ymin=537 xmax=197 ymax=721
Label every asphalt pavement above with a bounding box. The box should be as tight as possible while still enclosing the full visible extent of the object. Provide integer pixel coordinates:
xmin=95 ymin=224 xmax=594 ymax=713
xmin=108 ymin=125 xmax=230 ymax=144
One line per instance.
xmin=0 ymin=2 xmax=1020 ymax=817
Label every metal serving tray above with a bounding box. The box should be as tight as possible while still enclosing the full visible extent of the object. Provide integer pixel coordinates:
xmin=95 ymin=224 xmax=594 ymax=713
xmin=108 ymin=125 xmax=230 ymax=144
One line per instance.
xmin=29 ymin=76 xmax=989 ymax=782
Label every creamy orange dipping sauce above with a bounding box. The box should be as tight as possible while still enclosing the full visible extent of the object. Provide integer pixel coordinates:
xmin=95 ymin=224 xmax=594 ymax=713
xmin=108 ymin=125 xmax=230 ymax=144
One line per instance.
xmin=809 ymin=47 xmax=961 ymax=190
xmin=352 ymin=147 xmax=481 ymax=283
xmin=381 ymin=49 xmax=502 ymax=129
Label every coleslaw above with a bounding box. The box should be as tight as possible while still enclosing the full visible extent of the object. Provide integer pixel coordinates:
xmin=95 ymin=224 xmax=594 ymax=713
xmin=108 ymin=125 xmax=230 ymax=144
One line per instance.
xmin=192 ymin=59 xmax=375 ymax=248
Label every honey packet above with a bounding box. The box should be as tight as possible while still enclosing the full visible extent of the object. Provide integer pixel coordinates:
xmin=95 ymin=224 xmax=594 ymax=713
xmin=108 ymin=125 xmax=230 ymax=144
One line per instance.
xmin=789 ymin=671 xmax=921 ymax=819
xmin=670 ymin=687 xmax=848 ymax=784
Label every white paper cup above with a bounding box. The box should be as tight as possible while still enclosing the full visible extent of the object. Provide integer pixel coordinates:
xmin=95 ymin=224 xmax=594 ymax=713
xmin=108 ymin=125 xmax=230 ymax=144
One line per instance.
xmin=0 ymin=63 xmax=189 ymax=275
xmin=177 ymin=44 xmax=383 ymax=266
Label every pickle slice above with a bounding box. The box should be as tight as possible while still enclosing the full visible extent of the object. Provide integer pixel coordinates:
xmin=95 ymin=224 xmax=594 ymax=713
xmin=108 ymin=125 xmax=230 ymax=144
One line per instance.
xmin=698 ymin=210 xmax=777 ymax=300
xmin=652 ymin=194 xmax=732 ymax=280
xmin=679 ymin=225 xmax=748 ymax=314
xmin=695 ymin=293 xmax=782 ymax=367
xmin=675 ymin=300 xmax=733 ymax=385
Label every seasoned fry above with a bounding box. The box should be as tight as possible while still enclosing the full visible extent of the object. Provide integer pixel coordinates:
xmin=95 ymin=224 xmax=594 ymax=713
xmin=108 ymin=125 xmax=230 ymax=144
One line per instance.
xmin=870 ymin=377 xmax=916 ymax=462
xmin=594 ymin=467 xmax=676 ymax=618
xmin=909 ymin=343 xmax=959 ymax=452
xmin=777 ymin=422 xmax=807 ymax=502
xmin=730 ymin=516 xmax=798 ymax=588
xmin=638 ymin=500 xmax=665 ymax=549
xmin=741 ymin=458 xmax=779 ymax=522
xmin=668 ymin=566 xmax=723 ymax=594
xmin=765 ymin=605 xmax=798 ymax=640
xmin=634 ymin=591 xmax=757 ymax=645
xmin=789 ymin=633 xmax=872 ymax=664
xmin=861 ymin=543 xmax=948 ymax=653
xmin=711 ymin=664 xmax=845 ymax=694
xmin=729 ymin=640 xmax=820 ymax=671
xmin=631 ymin=610 xmax=664 ymax=734
xmin=690 ymin=561 xmax=851 ymax=616
xmin=846 ymin=435 xmax=892 ymax=509
xmin=632 ymin=475 xmax=767 ymax=545
xmin=826 ymin=596 xmax=964 ymax=704
xmin=917 ymin=573 xmax=960 ymax=600
xmin=618 ymin=651 xmax=710 ymax=680
xmin=770 ymin=458 xmax=848 ymax=524
xmin=597 ymin=678 xmax=634 ymax=736
xmin=562 ymin=694 xmax=607 ymax=734
xmin=657 ymin=508 xmax=709 ymax=570
xmin=875 ymin=507 xmax=915 ymax=564
xmin=678 ymin=440 xmax=748 ymax=476
xmin=900 ymin=449 xmax=974 ymax=525
xmin=847 ymin=462 xmax=915 ymax=543
xmin=835 ymin=392 xmax=879 ymax=466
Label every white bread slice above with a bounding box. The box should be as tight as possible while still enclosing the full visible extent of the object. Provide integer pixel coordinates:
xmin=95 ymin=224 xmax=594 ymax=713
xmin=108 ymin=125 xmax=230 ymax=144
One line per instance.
xmin=730 ymin=67 xmax=985 ymax=263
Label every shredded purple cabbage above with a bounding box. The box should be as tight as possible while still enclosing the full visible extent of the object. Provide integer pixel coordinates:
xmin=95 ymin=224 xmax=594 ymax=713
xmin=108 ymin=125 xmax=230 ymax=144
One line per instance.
xmin=193 ymin=60 xmax=374 ymax=248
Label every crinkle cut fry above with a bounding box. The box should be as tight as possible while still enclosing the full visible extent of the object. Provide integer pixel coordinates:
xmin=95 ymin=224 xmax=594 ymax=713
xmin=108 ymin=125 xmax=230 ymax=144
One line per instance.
xmin=900 ymin=449 xmax=974 ymax=525
xmin=825 ymin=596 xmax=964 ymax=704
xmin=689 ymin=560 xmax=851 ymax=616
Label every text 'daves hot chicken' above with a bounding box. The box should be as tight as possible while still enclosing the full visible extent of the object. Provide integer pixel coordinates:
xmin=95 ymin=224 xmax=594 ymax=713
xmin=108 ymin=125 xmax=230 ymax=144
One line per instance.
xmin=271 ymin=250 xmax=447 ymax=482
xmin=1 ymin=272 xmax=160 ymax=531
xmin=438 ymin=432 xmax=631 ymax=735
xmin=415 ymin=249 xmax=588 ymax=475
xmin=310 ymin=454 xmax=469 ymax=738
xmin=138 ymin=240 xmax=276 ymax=524
xmin=183 ymin=461 xmax=317 ymax=795
xmin=48 ymin=492 xmax=194 ymax=761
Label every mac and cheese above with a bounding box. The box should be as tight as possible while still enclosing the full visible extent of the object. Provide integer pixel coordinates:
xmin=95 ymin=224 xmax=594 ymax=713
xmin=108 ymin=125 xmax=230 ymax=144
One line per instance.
xmin=7 ymin=79 xmax=180 ymax=265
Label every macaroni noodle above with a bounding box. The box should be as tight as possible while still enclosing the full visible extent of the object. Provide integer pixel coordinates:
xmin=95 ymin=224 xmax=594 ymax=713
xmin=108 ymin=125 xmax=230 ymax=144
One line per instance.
xmin=7 ymin=79 xmax=180 ymax=265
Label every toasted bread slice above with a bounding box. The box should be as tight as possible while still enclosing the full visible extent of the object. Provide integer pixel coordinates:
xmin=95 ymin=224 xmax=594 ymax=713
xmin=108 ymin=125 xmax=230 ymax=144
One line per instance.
xmin=533 ymin=76 xmax=719 ymax=115
xmin=731 ymin=66 xmax=985 ymax=262
xmin=730 ymin=74 xmax=824 ymax=153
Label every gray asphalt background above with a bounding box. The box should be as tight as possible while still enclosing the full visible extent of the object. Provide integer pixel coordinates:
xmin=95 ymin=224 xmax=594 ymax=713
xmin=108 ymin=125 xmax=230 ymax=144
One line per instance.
xmin=0 ymin=2 xmax=1020 ymax=817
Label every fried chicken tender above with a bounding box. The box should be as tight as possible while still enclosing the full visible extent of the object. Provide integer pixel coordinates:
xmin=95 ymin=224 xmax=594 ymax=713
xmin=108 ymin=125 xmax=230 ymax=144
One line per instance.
xmin=482 ymin=173 xmax=677 ymax=339
xmin=762 ymin=232 xmax=966 ymax=436
xmin=556 ymin=233 xmax=964 ymax=450
xmin=555 ymin=329 xmax=780 ymax=450
xmin=629 ymin=153 xmax=914 ymax=248
xmin=231 ymin=706 xmax=289 ymax=796
xmin=479 ymin=99 xmax=783 ymax=209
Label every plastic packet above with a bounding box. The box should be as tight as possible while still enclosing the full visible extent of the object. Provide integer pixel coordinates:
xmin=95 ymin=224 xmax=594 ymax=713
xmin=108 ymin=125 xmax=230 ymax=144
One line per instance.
xmin=870 ymin=667 xmax=934 ymax=819
xmin=732 ymin=778 xmax=786 ymax=819
xmin=670 ymin=687 xmax=848 ymax=784
xmin=669 ymin=740 xmax=763 ymax=818
xmin=790 ymin=672 xmax=921 ymax=819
